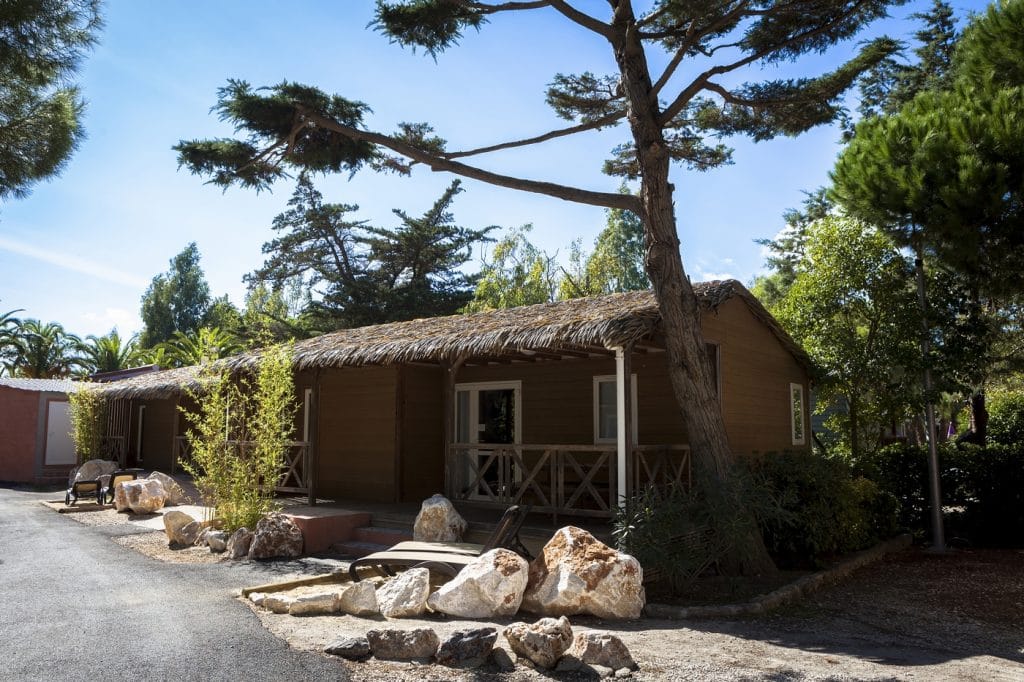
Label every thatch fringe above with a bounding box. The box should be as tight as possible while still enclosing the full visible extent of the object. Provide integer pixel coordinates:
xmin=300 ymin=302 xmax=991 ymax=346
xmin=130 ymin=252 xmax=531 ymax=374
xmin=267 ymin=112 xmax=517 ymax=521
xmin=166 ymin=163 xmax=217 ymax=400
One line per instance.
xmin=96 ymin=280 xmax=811 ymax=400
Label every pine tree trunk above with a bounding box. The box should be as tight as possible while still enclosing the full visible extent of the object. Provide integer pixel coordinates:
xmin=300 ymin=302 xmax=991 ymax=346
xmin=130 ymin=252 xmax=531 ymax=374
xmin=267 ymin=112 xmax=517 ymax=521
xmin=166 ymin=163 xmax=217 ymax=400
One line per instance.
xmin=610 ymin=7 xmax=776 ymax=576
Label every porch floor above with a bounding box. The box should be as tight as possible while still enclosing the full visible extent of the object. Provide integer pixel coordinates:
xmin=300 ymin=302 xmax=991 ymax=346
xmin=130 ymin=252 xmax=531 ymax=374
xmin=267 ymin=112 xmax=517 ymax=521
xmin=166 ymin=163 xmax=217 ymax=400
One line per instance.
xmin=275 ymin=493 xmax=615 ymax=554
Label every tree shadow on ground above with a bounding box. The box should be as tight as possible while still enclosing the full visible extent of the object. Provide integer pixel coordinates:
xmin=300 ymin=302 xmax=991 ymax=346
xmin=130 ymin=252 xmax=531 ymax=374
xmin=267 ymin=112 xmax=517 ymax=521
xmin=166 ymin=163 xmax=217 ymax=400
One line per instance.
xmin=627 ymin=547 xmax=1024 ymax=669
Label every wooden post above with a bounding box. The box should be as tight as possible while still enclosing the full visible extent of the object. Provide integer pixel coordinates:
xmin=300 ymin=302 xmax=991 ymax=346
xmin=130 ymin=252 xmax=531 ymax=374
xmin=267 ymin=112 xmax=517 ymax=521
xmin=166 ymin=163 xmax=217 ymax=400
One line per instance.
xmin=615 ymin=345 xmax=633 ymax=507
xmin=308 ymin=370 xmax=320 ymax=506
xmin=441 ymin=356 xmax=465 ymax=499
xmin=394 ymin=365 xmax=405 ymax=503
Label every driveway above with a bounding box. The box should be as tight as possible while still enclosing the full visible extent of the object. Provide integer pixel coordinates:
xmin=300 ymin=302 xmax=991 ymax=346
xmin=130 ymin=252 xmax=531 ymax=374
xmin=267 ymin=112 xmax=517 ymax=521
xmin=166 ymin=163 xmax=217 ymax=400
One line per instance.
xmin=0 ymin=486 xmax=347 ymax=681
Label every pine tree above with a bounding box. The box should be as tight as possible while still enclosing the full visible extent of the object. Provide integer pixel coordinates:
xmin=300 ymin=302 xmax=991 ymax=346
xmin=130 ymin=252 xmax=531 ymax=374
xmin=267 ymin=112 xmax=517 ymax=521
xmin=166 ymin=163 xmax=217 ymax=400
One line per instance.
xmin=175 ymin=1 xmax=907 ymax=575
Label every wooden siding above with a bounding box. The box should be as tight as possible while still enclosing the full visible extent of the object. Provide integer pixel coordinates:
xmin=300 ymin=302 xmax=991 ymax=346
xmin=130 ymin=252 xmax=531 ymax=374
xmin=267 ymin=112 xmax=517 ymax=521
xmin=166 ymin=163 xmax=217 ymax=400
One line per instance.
xmin=703 ymin=298 xmax=810 ymax=454
xmin=399 ymin=365 xmax=444 ymax=502
xmin=315 ymin=366 xmax=398 ymax=501
xmin=456 ymin=354 xmax=688 ymax=446
xmin=139 ymin=398 xmax=177 ymax=472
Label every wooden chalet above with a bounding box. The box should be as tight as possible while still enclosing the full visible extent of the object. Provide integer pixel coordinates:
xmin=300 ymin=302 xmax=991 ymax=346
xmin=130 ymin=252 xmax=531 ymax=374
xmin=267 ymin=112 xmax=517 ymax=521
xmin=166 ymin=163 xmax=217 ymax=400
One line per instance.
xmin=93 ymin=280 xmax=813 ymax=521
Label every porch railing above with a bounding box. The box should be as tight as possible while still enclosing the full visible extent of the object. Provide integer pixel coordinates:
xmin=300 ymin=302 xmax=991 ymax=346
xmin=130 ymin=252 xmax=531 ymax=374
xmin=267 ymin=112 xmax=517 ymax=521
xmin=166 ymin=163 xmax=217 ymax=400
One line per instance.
xmin=173 ymin=436 xmax=310 ymax=494
xmin=99 ymin=436 xmax=127 ymax=466
xmin=448 ymin=443 xmax=691 ymax=520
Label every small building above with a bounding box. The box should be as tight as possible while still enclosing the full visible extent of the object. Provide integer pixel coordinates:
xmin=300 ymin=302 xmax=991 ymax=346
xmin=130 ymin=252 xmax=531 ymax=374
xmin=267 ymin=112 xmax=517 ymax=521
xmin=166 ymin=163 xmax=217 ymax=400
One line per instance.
xmin=94 ymin=281 xmax=813 ymax=520
xmin=0 ymin=378 xmax=80 ymax=485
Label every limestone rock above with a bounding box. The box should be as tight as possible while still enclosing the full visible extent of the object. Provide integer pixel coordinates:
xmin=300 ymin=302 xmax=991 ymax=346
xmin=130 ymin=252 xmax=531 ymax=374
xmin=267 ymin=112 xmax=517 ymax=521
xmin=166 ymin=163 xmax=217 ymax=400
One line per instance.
xmin=324 ymin=636 xmax=371 ymax=660
xmin=366 ymin=628 xmax=440 ymax=661
xmin=427 ymin=548 xmax=529 ymax=618
xmin=522 ymin=526 xmax=644 ymax=620
xmin=146 ymin=471 xmax=192 ymax=506
xmin=288 ymin=591 xmax=339 ymax=616
xmin=72 ymin=459 xmax=118 ymax=484
xmin=163 ymin=510 xmax=198 ymax=546
xmin=566 ymin=631 xmax=638 ymax=671
xmin=121 ymin=478 xmax=167 ymax=514
xmin=337 ymin=581 xmax=379 ymax=616
xmin=113 ymin=483 xmax=130 ymax=512
xmin=248 ymin=512 xmax=303 ymax=560
xmin=435 ymin=627 xmax=498 ymax=668
xmin=503 ymin=616 xmax=573 ymax=669
xmin=262 ymin=594 xmax=295 ymax=614
xmin=377 ymin=568 xmax=430 ymax=618
xmin=413 ymin=494 xmax=467 ymax=542
xmin=247 ymin=592 xmax=267 ymax=607
xmin=226 ymin=527 xmax=253 ymax=559
xmin=205 ymin=530 xmax=229 ymax=552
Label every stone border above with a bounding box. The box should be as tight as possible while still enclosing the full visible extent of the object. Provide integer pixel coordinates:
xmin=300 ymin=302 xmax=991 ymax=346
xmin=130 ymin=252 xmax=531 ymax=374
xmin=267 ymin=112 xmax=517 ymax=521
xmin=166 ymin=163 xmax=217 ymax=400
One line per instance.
xmin=643 ymin=534 xmax=913 ymax=620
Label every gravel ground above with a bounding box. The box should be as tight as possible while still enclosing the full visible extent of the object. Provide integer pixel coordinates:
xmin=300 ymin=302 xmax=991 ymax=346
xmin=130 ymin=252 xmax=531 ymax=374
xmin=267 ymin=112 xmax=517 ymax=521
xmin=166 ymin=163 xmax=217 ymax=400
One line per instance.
xmin=55 ymin=502 xmax=1024 ymax=681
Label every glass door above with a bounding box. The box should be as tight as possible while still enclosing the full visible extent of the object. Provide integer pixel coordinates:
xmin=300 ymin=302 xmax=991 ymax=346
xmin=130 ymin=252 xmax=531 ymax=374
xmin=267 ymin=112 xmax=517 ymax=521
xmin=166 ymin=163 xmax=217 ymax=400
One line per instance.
xmin=455 ymin=381 xmax=521 ymax=500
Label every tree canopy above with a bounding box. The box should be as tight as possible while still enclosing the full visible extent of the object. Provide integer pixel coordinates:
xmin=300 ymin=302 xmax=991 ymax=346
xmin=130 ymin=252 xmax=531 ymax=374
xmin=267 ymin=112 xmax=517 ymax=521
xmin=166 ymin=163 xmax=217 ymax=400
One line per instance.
xmin=139 ymin=243 xmax=213 ymax=348
xmin=0 ymin=0 xmax=102 ymax=200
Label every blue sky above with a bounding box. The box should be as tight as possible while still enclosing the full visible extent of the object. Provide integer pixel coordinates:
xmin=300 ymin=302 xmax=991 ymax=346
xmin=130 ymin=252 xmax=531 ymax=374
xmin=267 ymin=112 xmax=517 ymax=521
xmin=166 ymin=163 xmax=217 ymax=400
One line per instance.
xmin=0 ymin=0 xmax=987 ymax=338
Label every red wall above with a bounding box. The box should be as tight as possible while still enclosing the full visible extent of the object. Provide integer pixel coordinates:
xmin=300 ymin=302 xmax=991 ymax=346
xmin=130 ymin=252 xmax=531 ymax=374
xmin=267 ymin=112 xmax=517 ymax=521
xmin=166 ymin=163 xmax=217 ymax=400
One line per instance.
xmin=0 ymin=387 xmax=40 ymax=483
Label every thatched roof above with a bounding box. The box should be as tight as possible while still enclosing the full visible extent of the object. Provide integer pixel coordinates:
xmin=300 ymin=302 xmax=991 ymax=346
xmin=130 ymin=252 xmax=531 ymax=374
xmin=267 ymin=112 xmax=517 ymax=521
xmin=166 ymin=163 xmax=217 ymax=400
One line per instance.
xmin=96 ymin=280 xmax=811 ymax=400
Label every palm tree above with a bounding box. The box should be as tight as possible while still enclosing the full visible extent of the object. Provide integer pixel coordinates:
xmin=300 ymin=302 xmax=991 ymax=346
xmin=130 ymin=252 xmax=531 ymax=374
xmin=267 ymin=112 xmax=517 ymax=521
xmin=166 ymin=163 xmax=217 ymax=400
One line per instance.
xmin=6 ymin=319 xmax=83 ymax=378
xmin=79 ymin=329 xmax=141 ymax=374
xmin=160 ymin=327 xmax=244 ymax=367
xmin=0 ymin=308 xmax=23 ymax=376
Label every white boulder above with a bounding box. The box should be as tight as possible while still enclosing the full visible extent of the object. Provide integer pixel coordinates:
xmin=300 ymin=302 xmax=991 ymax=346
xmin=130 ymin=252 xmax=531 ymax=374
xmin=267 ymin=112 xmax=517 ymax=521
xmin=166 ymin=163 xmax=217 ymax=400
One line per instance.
xmin=377 ymin=568 xmax=430 ymax=618
xmin=503 ymin=616 xmax=573 ymax=669
xmin=427 ymin=548 xmax=529 ymax=618
xmin=413 ymin=494 xmax=467 ymax=542
xmin=288 ymin=592 xmax=339 ymax=616
xmin=522 ymin=526 xmax=645 ymax=620
xmin=163 ymin=510 xmax=199 ymax=546
xmin=566 ymin=631 xmax=638 ymax=671
xmin=337 ymin=581 xmax=379 ymax=616
xmin=72 ymin=459 xmax=118 ymax=483
xmin=147 ymin=471 xmax=192 ymax=506
xmin=120 ymin=478 xmax=167 ymax=514
xmin=248 ymin=512 xmax=303 ymax=559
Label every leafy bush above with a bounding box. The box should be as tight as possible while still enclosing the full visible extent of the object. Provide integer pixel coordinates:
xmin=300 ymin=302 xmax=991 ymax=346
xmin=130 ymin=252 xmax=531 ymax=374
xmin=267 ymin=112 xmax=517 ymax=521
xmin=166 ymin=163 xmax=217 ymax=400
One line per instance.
xmin=613 ymin=463 xmax=789 ymax=591
xmin=854 ymin=441 xmax=1024 ymax=546
xmin=67 ymin=383 xmax=107 ymax=462
xmin=180 ymin=344 xmax=297 ymax=531
xmin=987 ymin=390 xmax=1024 ymax=446
xmin=755 ymin=451 xmax=898 ymax=568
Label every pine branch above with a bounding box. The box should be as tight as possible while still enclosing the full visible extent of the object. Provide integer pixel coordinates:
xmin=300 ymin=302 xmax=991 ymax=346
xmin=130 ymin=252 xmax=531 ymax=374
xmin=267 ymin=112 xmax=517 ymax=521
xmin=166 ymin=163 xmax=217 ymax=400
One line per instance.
xmin=444 ymin=110 xmax=625 ymax=159
xmin=547 ymin=1 xmax=614 ymax=38
xmin=659 ymin=0 xmax=879 ymax=126
xmin=296 ymin=108 xmax=640 ymax=212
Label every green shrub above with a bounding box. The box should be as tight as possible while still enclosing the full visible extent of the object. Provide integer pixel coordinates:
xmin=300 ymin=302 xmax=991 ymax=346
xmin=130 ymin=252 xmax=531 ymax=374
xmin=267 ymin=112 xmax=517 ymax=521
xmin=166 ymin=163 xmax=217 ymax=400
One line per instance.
xmin=180 ymin=344 xmax=297 ymax=531
xmin=855 ymin=441 xmax=1024 ymax=546
xmin=987 ymin=390 xmax=1024 ymax=446
xmin=755 ymin=451 xmax=897 ymax=568
xmin=68 ymin=383 xmax=107 ymax=462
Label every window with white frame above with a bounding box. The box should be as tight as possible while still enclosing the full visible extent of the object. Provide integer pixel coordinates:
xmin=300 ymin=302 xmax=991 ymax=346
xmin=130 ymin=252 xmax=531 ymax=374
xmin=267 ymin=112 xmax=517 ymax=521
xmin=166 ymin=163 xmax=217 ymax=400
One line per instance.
xmin=790 ymin=382 xmax=806 ymax=445
xmin=593 ymin=374 xmax=638 ymax=444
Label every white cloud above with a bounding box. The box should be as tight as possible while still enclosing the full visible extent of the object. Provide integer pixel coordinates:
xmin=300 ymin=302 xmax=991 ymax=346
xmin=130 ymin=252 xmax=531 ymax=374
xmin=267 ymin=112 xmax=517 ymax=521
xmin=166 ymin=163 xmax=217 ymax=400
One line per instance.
xmin=80 ymin=308 xmax=139 ymax=336
xmin=699 ymin=271 xmax=735 ymax=282
xmin=0 ymin=236 xmax=148 ymax=288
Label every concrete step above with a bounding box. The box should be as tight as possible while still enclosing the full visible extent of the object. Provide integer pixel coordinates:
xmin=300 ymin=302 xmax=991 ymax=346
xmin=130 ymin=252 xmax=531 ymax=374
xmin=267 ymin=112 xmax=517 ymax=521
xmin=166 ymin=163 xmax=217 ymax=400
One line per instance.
xmin=331 ymin=540 xmax=391 ymax=558
xmin=352 ymin=525 xmax=413 ymax=546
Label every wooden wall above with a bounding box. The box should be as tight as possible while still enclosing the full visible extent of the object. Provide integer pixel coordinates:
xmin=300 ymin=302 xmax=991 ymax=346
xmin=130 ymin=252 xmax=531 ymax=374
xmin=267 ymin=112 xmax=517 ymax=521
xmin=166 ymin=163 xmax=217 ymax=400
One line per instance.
xmin=0 ymin=387 xmax=40 ymax=483
xmin=703 ymin=298 xmax=810 ymax=455
xmin=398 ymin=365 xmax=444 ymax=502
xmin=315 ymin=366 xmax=398 ymax=501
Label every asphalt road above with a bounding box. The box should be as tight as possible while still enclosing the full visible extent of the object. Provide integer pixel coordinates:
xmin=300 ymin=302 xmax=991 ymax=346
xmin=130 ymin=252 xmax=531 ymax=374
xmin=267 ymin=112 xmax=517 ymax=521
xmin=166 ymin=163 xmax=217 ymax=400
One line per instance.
xmin=0 ymin=486 xmax=350 ymax=681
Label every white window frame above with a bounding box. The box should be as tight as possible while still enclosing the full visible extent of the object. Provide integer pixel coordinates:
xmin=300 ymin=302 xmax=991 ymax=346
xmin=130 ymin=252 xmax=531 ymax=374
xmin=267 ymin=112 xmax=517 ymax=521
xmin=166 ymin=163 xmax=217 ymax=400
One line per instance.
xmin=790 ymin=382 xmax=806 ymax=446
xmin=593 ymin=374 xmax=638 ymax=445
xmin=454 ymin=380 xmax=523 ymax=446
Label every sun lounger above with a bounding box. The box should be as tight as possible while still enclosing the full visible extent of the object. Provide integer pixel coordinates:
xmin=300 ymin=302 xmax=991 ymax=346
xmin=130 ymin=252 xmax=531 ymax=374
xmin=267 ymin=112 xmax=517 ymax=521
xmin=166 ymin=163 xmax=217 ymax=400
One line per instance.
xmin=349 ymin=504 xmax=532 ymax=582
xmin=99 ymin=470 xmax=139 ymax=504
xmin=65 ymin=479 xmax=102 ymax=505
